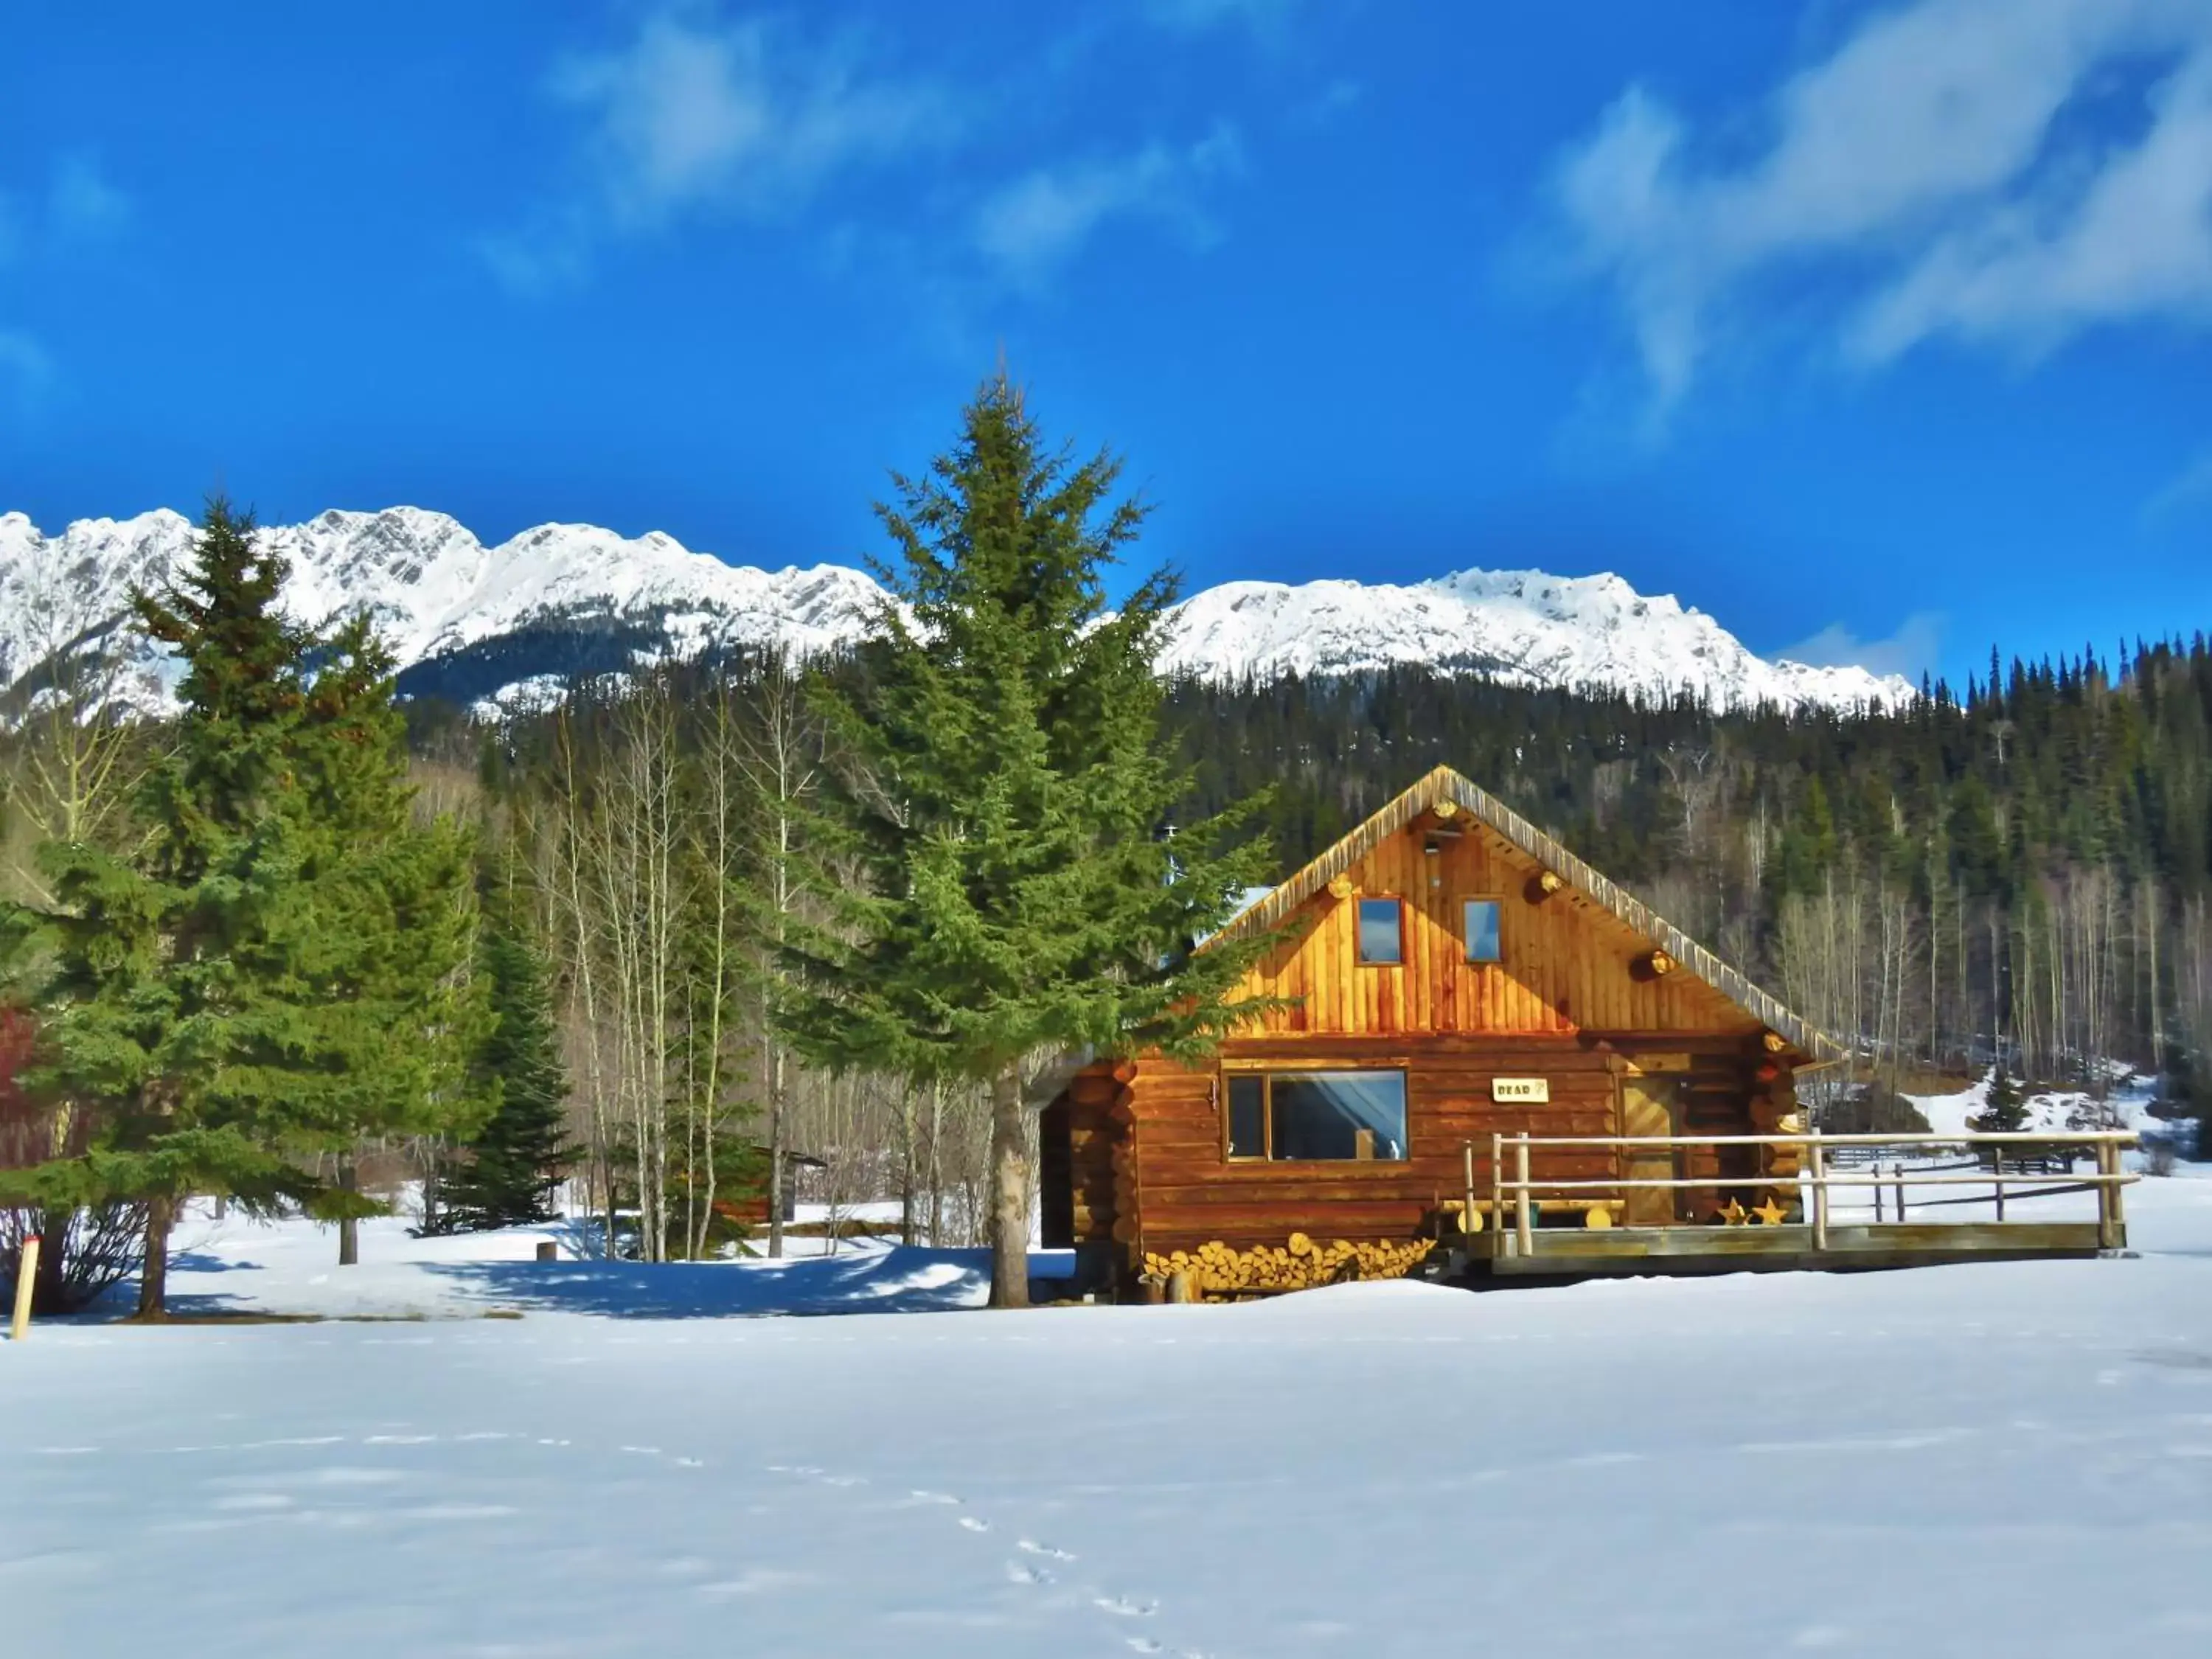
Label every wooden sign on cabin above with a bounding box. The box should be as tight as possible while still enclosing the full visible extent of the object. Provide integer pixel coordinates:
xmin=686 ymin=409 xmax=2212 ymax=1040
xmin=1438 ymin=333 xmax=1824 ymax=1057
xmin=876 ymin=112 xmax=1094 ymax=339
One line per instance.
xmin=1492 ymin=1077 xmax=1549 ymax=1103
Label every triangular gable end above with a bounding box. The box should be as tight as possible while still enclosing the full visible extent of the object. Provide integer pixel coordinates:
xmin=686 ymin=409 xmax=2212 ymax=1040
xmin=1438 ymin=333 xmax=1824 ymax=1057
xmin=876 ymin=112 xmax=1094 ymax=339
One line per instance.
xmin=1214 ymin=765 xmax=1843 ymax=1064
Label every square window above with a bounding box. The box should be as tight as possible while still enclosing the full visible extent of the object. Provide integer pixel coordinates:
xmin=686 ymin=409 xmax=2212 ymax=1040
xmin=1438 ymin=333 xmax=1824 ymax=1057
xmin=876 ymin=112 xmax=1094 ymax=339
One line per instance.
xmin=1226 ymin=1074 xmax=1265 ymax=1158
xmin=1357 ymin=897 xmax=1403 ymax=964
xmin=1464 ymin=898 xmax=1502 ymax=962
xmin=1270 ymin=1071 xmax=1408 ymax=1161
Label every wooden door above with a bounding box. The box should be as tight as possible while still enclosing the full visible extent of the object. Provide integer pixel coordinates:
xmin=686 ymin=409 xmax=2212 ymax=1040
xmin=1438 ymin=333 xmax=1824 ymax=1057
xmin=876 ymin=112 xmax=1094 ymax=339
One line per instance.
xmin=1617 ymin=1077 xmax=1680 ymax=1226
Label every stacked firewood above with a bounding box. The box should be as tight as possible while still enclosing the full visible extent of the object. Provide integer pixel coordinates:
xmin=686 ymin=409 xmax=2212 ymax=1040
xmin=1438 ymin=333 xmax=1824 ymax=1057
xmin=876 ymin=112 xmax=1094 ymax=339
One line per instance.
xmin=1142 ymin=1233 xmax=1436 ymax=1297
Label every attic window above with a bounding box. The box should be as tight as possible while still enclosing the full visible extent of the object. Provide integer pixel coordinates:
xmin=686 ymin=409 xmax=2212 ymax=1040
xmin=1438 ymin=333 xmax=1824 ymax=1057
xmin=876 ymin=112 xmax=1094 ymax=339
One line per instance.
xmin=1464 ymin=898 xmax=1502 ymax=963
xmin=1357 ymin=898 xmax=1404 ymax=964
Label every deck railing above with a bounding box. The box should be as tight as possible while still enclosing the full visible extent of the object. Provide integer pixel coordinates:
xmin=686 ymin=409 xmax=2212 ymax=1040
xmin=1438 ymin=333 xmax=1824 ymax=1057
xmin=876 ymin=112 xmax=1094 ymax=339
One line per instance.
xmin=1466 ymin=1130 xmax=2140 ymax=1261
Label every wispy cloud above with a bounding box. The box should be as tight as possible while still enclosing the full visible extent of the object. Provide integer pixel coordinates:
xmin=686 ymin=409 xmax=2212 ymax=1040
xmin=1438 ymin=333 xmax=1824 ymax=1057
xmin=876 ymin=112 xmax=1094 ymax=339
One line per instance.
xmin=1144 ymin=0 xmax=1306 ymax=35
xmin=975 ymin=125 xmax=1245 ymax=286
xmin=2143 ymin=444 xmax=2212 ymax=523
xmin=0 ymin=153 xmax=128 ymax=405
xmin=47 ymin=154 xmax=129 ymax=239
xmin=1778 ymin=611 xmax=1947 ymax=681
xmin=490 ymin=6 xmax=950 ymax=289
xmin=1548 ymin=0 xmax=2212 ymax=420
xmin=0 ymin=330 xmax=52 ymax=410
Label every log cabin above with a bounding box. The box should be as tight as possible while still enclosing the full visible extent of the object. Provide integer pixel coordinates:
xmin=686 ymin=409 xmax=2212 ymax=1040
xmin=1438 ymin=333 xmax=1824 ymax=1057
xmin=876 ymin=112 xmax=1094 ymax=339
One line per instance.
xmin=1039 ymin=765 xmax=1853 ymax=1296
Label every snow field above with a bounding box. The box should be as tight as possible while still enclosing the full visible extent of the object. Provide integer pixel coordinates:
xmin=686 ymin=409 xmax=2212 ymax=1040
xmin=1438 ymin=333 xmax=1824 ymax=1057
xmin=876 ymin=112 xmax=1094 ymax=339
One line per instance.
xmin=3 ymin=1175 xmax=2210 ymax=1657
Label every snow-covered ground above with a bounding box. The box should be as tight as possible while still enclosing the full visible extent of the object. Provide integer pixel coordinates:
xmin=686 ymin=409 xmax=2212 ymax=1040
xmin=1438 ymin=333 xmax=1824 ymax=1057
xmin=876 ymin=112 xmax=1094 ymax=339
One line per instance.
xmin=1905 ymin=1068 xmax=2174 ymax=1141
xmin=7 ymin=1175 xmax=2212 ymax=1657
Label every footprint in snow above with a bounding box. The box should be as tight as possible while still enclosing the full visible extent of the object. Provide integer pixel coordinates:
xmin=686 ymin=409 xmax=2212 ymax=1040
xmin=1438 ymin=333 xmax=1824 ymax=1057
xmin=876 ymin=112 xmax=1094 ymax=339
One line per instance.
xmin=957 ymin=1516 xmax=991 ymax=1533
xmin=905 ymin=1489 xmax=961 ymax=1506
xmin=1005 ymin=1559 xmax=1054 ymax=1585
xmin=1017 ymin=1539 xmax=1075 ymax=1561
xmin=1097 ymin=1595 xmax=1158 ymax=1618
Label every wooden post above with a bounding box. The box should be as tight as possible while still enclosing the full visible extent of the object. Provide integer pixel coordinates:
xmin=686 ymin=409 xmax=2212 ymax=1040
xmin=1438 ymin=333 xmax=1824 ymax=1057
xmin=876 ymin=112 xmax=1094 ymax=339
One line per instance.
xmin=2096 ymin=1141 xmax=2124 ymax=1250
xmin=9 ymin=1235 xmax=37 ymax=1342
xmin=1514 ymin=1135 xmax=1535 ymax=1260
xmin=1806 ymin=1131 xmax=1828 ymax=1253
xmin=1492 ymin=1133 xmax=1506 ymax=1259
xmin=1992 ymin=1149 xmax=2006 ymax=1222
xmin=1873 ymin=1164 xmax=1885 ymax=1225
xmin=1463 ymin=1141 xmax=1477 ymax=1245
xmin=2107 ymin=1142 xmax=2127 ymax=1245
xmin=535 ymin=1239 xmax=557 ymax=1262
xmin=1893 ymin=1163 xmax=1906 ymax=1223
xmin=1166 ymin=1270 xmax=1197 ymax=1304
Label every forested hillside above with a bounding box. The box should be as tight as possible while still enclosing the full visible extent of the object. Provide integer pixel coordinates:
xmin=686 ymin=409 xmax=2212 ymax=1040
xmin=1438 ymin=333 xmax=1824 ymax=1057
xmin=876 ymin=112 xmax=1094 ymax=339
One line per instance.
xmin=1164 ymin=641 xmax=2212 ymax=1105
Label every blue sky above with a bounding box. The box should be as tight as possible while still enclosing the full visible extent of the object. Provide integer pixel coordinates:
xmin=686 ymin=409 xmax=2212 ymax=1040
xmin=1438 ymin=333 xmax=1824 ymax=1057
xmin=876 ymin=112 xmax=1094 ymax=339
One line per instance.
xmin=4 ymin=0 xmax=2210 ymax=688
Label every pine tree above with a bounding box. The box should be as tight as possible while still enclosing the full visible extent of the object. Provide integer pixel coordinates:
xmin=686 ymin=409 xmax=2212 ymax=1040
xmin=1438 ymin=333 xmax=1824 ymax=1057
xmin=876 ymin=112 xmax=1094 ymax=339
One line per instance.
xmin=784 ymin=375 xmax=1279 ymax=1307
xmin=1975 ymin=1061 xmax=2029 ymax=1133
xmin=4 ymin=499 xmax=490 ymax=1310
xmin=440 ymin=880 xmax=572 ymax=1232
xmin=12 ymin=497 xmax=322 ymax=1318
xmin=274 ymin=615 xmax=489 ymax=1263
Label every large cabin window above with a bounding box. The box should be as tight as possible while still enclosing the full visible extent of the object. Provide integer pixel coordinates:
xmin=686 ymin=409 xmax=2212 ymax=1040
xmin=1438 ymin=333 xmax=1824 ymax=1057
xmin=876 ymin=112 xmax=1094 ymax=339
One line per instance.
xmin=1223 ymin=1070 xmax=1408 ymax=1162
xmin=1464 ymin=897 xmax=1502 ymax=963
xmin=1357 ymin=898 xmax=1404 ymax=964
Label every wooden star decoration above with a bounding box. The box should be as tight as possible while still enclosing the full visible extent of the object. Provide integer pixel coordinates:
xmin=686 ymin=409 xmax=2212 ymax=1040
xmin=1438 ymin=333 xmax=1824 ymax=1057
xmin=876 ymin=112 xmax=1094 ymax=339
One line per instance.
xmin=1714 ymin=1198 xmax=1748 ymax=1226
xmin=1751 ymin=1197 xmax=1787 ymax=1226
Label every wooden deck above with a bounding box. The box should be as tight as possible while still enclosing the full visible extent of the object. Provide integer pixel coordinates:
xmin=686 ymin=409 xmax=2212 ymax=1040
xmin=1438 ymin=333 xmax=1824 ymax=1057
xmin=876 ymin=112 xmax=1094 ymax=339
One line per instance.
xmin=1460 ymin=1219 xmax=2116 ymax=1281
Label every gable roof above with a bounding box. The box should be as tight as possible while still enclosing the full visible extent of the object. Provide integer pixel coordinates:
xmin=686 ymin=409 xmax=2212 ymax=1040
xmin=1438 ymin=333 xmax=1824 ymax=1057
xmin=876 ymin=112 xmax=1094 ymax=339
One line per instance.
xmin=1215 ymin=765 xmax=1842 ymax=1064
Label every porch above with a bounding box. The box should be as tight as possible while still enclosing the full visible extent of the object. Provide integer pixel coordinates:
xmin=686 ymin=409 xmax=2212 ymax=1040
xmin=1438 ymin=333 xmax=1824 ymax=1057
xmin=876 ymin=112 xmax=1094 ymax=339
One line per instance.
xmin=1444 ymin=1130 xmax=2138 ymax=1281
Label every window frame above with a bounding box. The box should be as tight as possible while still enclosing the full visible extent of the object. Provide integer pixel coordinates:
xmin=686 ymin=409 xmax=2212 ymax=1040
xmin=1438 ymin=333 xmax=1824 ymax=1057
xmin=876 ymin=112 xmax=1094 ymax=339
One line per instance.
xmin=1220 ymin=1065 xmax=1412 ymax=1164
xmin=1355 ymin=895 xmax=1407 ymax=966
xmin=1462 ymin=894 xmax=1504 ymax=964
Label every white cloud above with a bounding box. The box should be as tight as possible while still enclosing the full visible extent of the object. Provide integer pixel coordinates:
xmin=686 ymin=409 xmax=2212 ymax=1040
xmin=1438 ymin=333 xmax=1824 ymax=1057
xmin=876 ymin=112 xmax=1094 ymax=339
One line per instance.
xmin=1551 ymin=0 xmax=2212 ymax=413
xmin=0 ymin=330 xmax=52 ymax=407
xmin=47 ymin=154 xmax=128 ymax=238
xmin=553 ymin=12 xmax=946 ymax=227
xmin=1778 ymin=611 xmax=1947 ymax=681
xmin=975 ymin=125 xmax=1245 ymax=285
xmin=492 ymin=7 xmax=948 ymax=288
xmin=1144 ymin=0 xmax=1304 ymax=34
xmin=2143 ymin=443 xmax=2212 ymax=521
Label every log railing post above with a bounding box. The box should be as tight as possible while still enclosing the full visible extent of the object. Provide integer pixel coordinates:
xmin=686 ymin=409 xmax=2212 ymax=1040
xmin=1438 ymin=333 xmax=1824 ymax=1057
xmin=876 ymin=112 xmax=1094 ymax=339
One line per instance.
xmin=1514 ymin=1135 xmax=1535 ymax=1260
xmin=1992 ymin=1148 xmax=2006 ymax=1222
xmin=1806 ymin=1132 xmax=1828 ymax=1253
xmin=8 ymin=1234 xmax=37 ymax=1343
xmin=1893 ymin=1163 xmax=1905 ymax=1223
xmin=2096 ymin=1141 xmax=2123 ymax=1250
xmin=1463 ymin=1141 xmax=1477 ymax=1244
xmin=1492 ymin=1133 xmax=1506 ymax=1259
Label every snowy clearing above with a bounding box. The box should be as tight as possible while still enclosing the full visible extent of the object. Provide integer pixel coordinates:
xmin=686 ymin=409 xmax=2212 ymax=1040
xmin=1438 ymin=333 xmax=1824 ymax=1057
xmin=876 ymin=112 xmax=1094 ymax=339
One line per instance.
xmin=6 ymin=1178 xmax=2212 ymax=1657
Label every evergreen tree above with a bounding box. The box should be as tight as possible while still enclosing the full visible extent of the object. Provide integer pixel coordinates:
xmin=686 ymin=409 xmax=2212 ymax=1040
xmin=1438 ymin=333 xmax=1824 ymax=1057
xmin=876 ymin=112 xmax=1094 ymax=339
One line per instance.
xmin=3 ymin=499 xmax=490 ymax=1311
xmin=785 ymin=375 xmax=1279 ymax=1306
xmin=275 ymin=616 xmax=489 ymax=1263
xmin=1974 ymin=1061 xmax=2029 ymax=1133
xmin=9 ymin=498 xmax=321 ymax=1317
xmin=440 ymin=880 xmax=572 ymax=1232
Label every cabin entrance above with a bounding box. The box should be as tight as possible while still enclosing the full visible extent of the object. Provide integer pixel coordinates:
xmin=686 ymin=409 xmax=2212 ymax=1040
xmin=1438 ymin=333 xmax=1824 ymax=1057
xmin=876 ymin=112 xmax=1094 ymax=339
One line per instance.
xmin=1615 ymin=1075 xmax=1681 ymax=1225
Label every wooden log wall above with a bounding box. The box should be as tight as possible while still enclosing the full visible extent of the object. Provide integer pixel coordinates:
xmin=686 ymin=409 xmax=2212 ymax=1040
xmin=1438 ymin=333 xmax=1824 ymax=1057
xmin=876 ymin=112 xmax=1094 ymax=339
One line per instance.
xmin=1096 ymin=1037 xmax=1764 ymax=1260
xmin=1229 ymin=813 xmax=1756 ymax=1039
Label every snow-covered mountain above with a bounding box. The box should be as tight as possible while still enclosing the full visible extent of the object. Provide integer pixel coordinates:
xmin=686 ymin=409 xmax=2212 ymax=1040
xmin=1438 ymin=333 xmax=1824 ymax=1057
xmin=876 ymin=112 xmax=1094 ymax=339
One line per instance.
xmin=0 ymin=507 xmax=1913 ymax=716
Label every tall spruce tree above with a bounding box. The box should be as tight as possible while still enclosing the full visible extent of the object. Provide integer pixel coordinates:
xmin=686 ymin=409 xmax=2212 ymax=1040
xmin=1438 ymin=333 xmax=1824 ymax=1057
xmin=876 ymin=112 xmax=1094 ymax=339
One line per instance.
xmin=275 ymin=615 xmax=489 ymax=1263
xmin=442 ymin=877 xmax=572 ymax=1231
xmin=785 ymin=375 xmax=1279 ymax=1307
xmin=13 ymin=498 xmax=321 ymax=1316
xmin=6 ymin=498 xmax=489 ymax=1310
